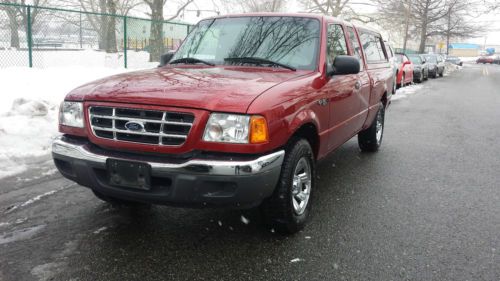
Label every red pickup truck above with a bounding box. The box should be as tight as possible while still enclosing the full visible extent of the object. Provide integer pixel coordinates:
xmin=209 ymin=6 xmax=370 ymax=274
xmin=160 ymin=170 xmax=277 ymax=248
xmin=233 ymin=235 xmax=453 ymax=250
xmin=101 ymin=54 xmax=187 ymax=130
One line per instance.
xmin=53 ymin=13 xmax=393 ymax=233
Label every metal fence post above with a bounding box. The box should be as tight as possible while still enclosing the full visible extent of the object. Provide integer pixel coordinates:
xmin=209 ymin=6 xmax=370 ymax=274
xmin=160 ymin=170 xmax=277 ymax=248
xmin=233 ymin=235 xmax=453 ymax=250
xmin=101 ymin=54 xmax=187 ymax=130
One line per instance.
xmin=123 ymin=16 xmax=127 ymax=69
xmin=27 ymin=5 xmax=33 ymax=68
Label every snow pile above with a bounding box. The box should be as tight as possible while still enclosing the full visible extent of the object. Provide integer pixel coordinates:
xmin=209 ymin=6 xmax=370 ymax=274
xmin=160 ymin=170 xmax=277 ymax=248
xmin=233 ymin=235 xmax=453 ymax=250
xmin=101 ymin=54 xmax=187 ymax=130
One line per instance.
xmin=444 ymin=62 xmax=462 ymax=76
xmin=458 ymin=56 xmax=479 ymax=63
xmin=0 ymin=66 xmax=137 ymax=178
xmin=392 ymin=84 xmax=424 ymax=101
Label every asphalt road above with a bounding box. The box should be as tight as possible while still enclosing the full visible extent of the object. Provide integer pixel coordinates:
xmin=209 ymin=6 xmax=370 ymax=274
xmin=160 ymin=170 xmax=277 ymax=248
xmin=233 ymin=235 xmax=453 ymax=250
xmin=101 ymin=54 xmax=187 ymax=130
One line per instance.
xmin=1 ymin=63 xmax=499 ymax=281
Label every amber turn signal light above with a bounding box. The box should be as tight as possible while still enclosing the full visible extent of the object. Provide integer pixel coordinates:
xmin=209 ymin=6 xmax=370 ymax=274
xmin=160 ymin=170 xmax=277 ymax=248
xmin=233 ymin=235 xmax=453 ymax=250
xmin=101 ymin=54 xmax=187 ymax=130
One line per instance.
xmin=249 ymin=116 xmax=269 ymax=144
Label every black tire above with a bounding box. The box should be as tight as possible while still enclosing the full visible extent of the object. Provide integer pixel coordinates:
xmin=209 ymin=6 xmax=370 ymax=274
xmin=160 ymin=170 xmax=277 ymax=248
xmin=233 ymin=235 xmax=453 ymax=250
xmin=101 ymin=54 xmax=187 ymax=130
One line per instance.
xmin=92 ymin=189 xmax=151 ymax=208
xmin=358 ymin=102 xmax=385 ymax=152
xmin=392 ymin=75 xmax=397 ymax=95
xmin=417 ymin=72 xmax=424 ymax=83
xmin=424 ymin=69 xmax=429 ymax=80
xmin=261 ymin=138 xmax=315 ymax=234
xmin=439 ymin=70 xmax=444 ymax=77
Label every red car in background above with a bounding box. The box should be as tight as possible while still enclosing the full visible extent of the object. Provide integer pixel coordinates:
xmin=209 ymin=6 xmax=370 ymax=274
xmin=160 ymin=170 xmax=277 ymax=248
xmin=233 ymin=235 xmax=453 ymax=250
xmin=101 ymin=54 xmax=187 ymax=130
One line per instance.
xmin=477 ymin=56 xmax=494 ymax=64
xmin=395 ymin=53 xmax=414 ymax=88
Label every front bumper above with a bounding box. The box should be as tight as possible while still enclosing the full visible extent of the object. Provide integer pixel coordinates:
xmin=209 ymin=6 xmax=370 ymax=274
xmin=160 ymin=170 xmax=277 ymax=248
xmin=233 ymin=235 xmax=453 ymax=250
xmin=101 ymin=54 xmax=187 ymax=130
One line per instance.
xmin=52 ymin=136 xmax=284 ymax=208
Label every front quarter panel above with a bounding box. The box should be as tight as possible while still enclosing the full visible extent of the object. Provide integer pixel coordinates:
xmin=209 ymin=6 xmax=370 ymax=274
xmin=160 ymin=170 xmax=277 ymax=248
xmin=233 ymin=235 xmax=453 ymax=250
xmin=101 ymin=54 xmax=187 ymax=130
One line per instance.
xmin=247 ymin=73 xmax=329 ymax=158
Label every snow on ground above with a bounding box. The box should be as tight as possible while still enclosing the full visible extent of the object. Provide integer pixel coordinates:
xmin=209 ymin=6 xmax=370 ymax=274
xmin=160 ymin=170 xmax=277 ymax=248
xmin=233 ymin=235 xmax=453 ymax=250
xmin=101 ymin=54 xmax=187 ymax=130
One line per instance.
xmin=392 ymin=62 xmax=462 ymax=102
xmin=0 ymin=64 xmax=152 ymax=179
xmin=0 ymin=49 xmax=156 ymax=69
xmin=392 ymin=84 xmax=425 ymax=101
xmin=459 ymin=56 xmax=479 ymax=63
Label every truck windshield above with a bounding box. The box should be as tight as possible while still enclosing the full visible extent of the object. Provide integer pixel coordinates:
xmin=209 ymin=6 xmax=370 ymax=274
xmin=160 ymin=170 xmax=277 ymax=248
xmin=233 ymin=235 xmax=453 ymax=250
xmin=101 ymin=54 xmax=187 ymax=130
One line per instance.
xmin=172 ymin=16 xmax=320 ymax=70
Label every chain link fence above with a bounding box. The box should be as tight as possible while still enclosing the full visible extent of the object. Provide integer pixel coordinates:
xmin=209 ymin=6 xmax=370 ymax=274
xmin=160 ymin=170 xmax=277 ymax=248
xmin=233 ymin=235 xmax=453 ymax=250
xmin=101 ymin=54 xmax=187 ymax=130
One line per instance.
xmin=0 ymin=2 xmax=191 ymax=69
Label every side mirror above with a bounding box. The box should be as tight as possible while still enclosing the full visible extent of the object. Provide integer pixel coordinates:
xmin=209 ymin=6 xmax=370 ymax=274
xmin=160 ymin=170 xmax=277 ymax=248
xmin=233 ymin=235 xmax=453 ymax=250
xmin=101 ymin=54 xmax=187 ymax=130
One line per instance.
xmin=158 ymin=52 xmax=175 ymax=67
xmin=330 ymin=55 xmax=360 ymax=76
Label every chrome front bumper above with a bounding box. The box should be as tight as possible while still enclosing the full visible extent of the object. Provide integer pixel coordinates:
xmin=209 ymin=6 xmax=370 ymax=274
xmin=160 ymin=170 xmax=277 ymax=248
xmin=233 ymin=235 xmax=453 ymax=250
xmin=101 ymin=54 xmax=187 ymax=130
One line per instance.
xmin=52 ymin=136 xmax=284 ymax=177
xmin=52 ymin=136 xmax=285 ymax=207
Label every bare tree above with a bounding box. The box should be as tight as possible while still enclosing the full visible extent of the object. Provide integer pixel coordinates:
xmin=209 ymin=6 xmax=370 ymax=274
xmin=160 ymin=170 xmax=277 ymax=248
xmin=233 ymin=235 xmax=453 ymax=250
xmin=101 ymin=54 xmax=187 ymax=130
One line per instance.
xmin=0 ymin=0 xmax=49 ymax=48
xmin=57 ymin=0 xmax=141 ymax=52
xmin=143 ymin=0 xmax=194 ymax=62
xmin=217 ymin=0 xmax=285 ymax=12
xmin=299 ymin=0 xmax=348 ymax=16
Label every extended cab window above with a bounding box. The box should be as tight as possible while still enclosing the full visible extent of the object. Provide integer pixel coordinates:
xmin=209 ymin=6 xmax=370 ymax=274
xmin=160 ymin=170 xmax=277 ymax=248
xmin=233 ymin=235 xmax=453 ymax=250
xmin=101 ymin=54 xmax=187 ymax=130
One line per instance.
xmin=326 ymin=24 xmax=348 ymax=65
xmin=347 ymin=27 xmax=364 ymax=71
xmin=360 ymin=32 xmax=386 ymax=63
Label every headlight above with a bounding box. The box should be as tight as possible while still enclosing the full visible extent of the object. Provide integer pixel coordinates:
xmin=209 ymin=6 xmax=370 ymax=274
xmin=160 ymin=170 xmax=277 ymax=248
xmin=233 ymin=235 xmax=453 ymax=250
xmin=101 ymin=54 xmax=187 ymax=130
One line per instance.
xmin=203 ymin=113 xmax=268 ymax=144
xmin=59 ymin=101 xmax=84 ymax=128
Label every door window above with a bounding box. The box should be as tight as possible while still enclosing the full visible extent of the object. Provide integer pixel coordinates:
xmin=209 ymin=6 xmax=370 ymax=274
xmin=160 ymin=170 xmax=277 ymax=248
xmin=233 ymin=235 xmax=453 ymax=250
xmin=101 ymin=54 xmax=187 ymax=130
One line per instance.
xmin=326 ymin=24 xmax=348 ymax=66
xmin=347 ymin=27 xmax=364 ymax=71
xmin=360 ymin=32 xmax=387 ymax=63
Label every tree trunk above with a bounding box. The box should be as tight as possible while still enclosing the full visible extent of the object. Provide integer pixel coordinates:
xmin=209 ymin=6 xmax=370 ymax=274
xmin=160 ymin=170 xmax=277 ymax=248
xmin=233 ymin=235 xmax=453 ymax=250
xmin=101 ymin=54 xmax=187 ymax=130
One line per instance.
xmin=149 ymin=0 xmax=164 ymax=62
xmin=7 ymin=10 xmax=20 ymax=48
xmin=402 ymin=0 xmax=411 ymax=52
xmin=105 ymin=0 xmax=117 ymax=53
xmin=418 ymin=18 xmax=428 ymax=53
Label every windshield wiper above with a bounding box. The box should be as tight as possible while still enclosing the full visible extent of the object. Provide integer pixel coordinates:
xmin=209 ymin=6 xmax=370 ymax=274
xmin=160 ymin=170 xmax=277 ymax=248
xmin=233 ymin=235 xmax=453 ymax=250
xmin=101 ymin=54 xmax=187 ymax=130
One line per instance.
xmin=224 ymin=57 xmax=296 ymax=71
xmin=169 ymin=57 xmax=215 ymax=66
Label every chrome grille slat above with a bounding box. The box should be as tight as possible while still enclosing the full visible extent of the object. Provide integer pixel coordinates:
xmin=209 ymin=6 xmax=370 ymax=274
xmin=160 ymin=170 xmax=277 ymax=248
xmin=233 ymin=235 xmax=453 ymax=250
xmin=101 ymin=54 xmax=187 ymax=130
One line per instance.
xmin=90 ymin=114 xmax=193 ymax=126
xmin=91 ymin=126 xmax=187 ymax=139
xmin=89 ymin=106 xmax=194 ymax=146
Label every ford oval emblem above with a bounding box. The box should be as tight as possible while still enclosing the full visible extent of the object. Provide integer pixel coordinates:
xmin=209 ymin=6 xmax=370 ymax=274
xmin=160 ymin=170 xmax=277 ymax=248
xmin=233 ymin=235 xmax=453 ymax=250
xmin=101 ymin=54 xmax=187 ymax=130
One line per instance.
xmin=124 ymin=121 xmax=145 ymax=132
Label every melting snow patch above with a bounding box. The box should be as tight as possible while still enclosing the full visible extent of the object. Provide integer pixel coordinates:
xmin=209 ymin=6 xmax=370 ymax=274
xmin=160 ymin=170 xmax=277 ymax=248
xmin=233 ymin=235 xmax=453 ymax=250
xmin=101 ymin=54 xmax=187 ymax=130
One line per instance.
xmin=41 ymin=168 xmax=58 ymax=177
xmin=240 ymin=215 xmax=250 ymax=225
xmin=392 ymin=84 xmax=424 ymax=101
xmin=0 ymin=221 xmax=11 ymax=227
xmin=31 ymin=262 xmax=66 ymax=281
xmin=6 ymin=186 xmax=68 ymax=214
xmin=290 ymin=258 xmax=304 ymax=263
xmin=93 ymin=227 xmax=108 ymax=234
xmin=0 ymin=224 xmax=46 ymax=245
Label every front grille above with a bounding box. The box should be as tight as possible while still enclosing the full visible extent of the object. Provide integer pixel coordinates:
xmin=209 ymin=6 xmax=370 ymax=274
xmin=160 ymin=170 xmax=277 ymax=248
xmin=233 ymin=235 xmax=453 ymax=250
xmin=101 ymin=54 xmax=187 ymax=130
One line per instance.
xmin=89 ymin=106 xmax=194 ymax=146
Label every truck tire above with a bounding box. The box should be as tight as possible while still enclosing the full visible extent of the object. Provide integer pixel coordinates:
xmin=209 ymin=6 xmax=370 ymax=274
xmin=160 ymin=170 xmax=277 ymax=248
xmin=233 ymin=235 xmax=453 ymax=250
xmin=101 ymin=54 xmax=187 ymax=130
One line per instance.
xmin=92 ymin=189 xmax=151 ymax=208
xmin=261 ymin=138 xmax=315 ymax=234
xmin=358 ymin=102 xmax=385 ymax=152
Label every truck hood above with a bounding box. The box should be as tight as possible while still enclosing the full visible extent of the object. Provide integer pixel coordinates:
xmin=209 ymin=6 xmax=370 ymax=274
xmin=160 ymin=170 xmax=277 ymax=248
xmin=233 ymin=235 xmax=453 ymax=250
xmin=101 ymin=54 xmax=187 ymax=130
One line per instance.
xmin=66 ymin=66 xmax=312 ymax=113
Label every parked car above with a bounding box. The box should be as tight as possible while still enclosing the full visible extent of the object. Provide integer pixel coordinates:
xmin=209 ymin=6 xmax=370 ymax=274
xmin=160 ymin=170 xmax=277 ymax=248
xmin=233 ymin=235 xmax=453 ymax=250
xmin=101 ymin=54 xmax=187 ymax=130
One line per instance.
xmin=52 ymin=14 xmax=393 ymax=234
xmin=384 ymin=41 xmax=398 ymax=95
xmin=408 ymin=54 xmax=429 ymax=83
xmin=395 ymin=53 xmax=414 ymax=88
xmin=476 ymin=56 xmax=494 ymax=64
xmin=424 ymin=54 xmax=445 ymax=78
xmin=493 ymin=56 xmax=500 ymax=65
xmin=445 ymin=56 xmax=463 ymax=66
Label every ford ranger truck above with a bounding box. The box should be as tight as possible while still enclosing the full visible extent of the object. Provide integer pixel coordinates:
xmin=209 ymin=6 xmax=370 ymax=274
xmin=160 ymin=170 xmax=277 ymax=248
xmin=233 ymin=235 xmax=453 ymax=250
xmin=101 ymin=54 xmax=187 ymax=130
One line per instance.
xmin=52 ymin=13 xmax=393 ymax=234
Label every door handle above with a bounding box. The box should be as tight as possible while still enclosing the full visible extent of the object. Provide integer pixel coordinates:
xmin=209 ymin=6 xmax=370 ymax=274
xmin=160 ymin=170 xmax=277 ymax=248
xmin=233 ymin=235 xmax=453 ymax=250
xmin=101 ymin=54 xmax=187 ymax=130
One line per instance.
xmin=354 ymin=80 xmax=361 ymax=90
xmin=317 ymin=98 xmax=328 ymax=106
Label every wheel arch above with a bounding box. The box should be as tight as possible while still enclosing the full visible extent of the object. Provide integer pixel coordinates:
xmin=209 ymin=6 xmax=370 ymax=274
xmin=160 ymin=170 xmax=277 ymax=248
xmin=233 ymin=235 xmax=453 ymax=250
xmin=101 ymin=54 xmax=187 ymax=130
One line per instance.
xmin=289 ymin=122 xmax=320 ymax=160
